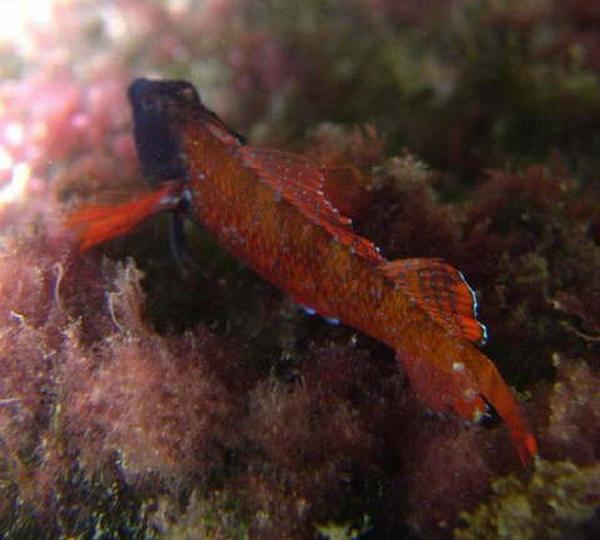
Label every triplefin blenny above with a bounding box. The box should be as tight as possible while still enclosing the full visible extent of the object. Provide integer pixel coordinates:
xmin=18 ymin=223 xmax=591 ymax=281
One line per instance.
xmin=67 ymin=79 xmax=538 ymax=465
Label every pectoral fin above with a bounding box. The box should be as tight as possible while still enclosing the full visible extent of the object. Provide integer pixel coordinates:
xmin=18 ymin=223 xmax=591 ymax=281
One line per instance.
xmin=66 ymin=184 xmax=178 ymax=251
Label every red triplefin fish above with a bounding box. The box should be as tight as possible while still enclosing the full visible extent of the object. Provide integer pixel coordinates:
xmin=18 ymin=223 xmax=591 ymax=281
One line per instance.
xmin=67 ymin=79 xmax=538 ymax=465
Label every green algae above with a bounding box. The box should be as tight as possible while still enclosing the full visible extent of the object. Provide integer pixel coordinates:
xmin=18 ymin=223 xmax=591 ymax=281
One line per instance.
xmin=455 ymin=460 xmax=600 ymax=540
xmin=161 ymin=491 xmax=250 ymax=540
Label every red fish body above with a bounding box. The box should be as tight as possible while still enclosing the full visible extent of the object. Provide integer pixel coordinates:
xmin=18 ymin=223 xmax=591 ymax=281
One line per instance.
xmin=68 ymin=79 xmax=537 ymax=465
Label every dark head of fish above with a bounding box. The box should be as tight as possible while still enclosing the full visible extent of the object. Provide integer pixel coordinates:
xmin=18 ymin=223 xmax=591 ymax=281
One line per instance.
xmin=128 ymin=78 xmax=201 ymax=185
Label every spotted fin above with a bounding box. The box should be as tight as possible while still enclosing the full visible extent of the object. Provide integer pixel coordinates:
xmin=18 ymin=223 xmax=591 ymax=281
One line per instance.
xmin=66 ymin=184 xmax=178 ymax=251
xmin=381 ymin=258 xmax=487 ymax=345
xmin=240 ymin=147 xmax=382 ymax=263
xmin=319 ymin=164 xmax=371 ymax=220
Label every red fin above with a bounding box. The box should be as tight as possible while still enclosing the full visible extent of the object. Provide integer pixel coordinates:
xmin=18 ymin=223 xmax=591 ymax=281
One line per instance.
xmin=396 ymin=350 xmax=489 ymax=422
xmin=517 ymin=433 xmax=538 ymax=467
xmin=382 ymin=258 xmax=487 ymax=345
xmin=66 ymin=184 xmax=178 ymax=251
xmin=199 ymin=106 xmax=246 ymax=146
xmin=320 ymin=164 xmax=371 ymax=220
xmin=240 ymin=147 xmax=383 ymax=263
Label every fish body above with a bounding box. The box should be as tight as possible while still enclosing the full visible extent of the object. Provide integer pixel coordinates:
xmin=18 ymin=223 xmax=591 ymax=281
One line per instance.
xmin=68 ymin=79 xmax=537 ymax=465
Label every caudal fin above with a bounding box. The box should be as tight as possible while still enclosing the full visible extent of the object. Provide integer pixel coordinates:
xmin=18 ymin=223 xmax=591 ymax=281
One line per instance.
xmin=396 ymin=348 xmax=538 ymax=467
xmin=478 ymin=362 xmax=538 ymax=467
xmin=517 ymin=432 xmax=538 ymax=466
xmin=504 ymin=414 xmax=538 ymax=467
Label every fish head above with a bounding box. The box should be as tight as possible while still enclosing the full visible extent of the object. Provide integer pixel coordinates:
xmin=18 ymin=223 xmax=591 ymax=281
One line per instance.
xmin=127 ymin=78 xmax=201 ymax=185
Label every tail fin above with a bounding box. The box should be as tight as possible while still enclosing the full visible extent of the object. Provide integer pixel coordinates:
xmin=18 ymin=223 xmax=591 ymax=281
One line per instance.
xmin=503 ymin=409 xmax=538 ymax=466
xmin=518 ymin=433 xmax=538 ymax=466
xmin=474 ymin=357 xmax=538 ymax=466
xmin=65 ymin=184 xmax=178 ymax=251
xmin=396 ymin=349 xmax=538 ymax=467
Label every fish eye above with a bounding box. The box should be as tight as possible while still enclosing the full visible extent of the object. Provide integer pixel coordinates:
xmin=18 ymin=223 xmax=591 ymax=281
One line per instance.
xmin=175 ymin=84 xmax=199 ymax=105
xmin=179 ymin=86 xmax=196 ymax=101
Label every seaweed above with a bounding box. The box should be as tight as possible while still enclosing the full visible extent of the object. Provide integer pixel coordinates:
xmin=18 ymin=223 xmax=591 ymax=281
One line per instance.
xmin=455 ymin=460 xmax=600 ymax=540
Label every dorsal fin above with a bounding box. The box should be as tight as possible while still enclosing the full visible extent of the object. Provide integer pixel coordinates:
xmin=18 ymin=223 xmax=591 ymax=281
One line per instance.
xmin=198 ymin=104 xmax=247 ymax=146
xmin=381 ymin=258 xmax=488 ymax=345
xmin=240 ymin=146 xmax=382 ymax=264
xmin=319 ymin=164 xmax=372 ymax=220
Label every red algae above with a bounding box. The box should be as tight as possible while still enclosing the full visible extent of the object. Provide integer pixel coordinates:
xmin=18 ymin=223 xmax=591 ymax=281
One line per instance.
xmin=362 ymin=154 xmax=462 ymax=261
xmin=240 ymin=345 xmax=402 ymax=540
xmin=0 ymin=230 xmax=245 ymax=533
xmin=535 ymin=360 xmax=600 ymax=464
xmin=58 ymin=259 xmax=238 ymax=484
xmin=389 ymin=414 xmax=495 ymax=538
xmin=63 ymin=327 xmax=239 ymax=483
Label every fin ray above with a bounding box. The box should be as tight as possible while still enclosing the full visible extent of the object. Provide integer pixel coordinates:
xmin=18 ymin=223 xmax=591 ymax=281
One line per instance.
xmin=382 ymin=258 xmax=487 ymax=345
xmin=66 ymin=184 xmax=178 ymax=251
xmin=240 ymin=147 xmax=382 ymax=263
xmin=319 ymin=164 xmax=371 ymax=220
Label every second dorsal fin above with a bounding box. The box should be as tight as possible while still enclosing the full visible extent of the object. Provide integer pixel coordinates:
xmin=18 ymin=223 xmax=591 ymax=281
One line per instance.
xmin=380 ymin=258 xmax=488 ymax=345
